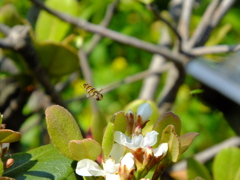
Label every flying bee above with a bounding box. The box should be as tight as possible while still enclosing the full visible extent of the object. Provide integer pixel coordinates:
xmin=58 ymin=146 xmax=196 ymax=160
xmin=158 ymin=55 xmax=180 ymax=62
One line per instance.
xmin=83 ymin=83 xmax=103 ymax=101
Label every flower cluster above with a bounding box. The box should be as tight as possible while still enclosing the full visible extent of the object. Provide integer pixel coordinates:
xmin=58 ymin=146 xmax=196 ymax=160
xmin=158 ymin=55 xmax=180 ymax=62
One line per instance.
xmin=75 ymin=103 xmax=169 ymax=180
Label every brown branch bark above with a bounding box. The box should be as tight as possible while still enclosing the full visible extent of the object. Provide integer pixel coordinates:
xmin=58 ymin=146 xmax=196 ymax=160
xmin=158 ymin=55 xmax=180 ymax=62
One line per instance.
xmin=30 ymin=0 xmax=188 ymax=65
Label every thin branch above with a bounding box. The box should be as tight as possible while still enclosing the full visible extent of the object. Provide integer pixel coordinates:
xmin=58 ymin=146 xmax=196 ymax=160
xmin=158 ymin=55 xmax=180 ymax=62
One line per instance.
xmin=178 ymin=0 xmax=194 ymax=44
xmin=30 ymin=0 xmax=188 ymax=65
xmin=187 ymin=0 xmax=220 ymax=48
xmin=168 ymin=136 xmax=240 ymax=172
xmin=139 ymin=27 xmax=171 ymax=100
xmin=85 ymin=0 xmax=119 ymax=55
xmin=191 ymin=44 xmax=240 ymax=55
xmin=66 ymin=64 xmax=171 ymax=103
xmin=148 ymin=3 xmax=182 ymax=50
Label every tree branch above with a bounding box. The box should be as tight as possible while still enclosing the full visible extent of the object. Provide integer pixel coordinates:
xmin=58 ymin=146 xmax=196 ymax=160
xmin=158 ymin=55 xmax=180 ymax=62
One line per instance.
xmin=30 ymin=0 xmax=188 ymax=65
xmin=191 ymin=44 xmax=240 ymax=55
xmin=85 ymin=0 xmax=119 ymax=55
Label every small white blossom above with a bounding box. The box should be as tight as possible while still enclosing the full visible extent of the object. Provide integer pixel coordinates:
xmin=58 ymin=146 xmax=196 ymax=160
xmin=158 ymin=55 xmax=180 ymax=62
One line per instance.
xmin=114 ymin=130 xmax=159 ymax=150
xmin=121 ymin=153 xmax=134 ymax=170
xmin=137 ymin=103 xmax=152 ymax=121
xmin=153 ymin=143 xmax=168 ymax=157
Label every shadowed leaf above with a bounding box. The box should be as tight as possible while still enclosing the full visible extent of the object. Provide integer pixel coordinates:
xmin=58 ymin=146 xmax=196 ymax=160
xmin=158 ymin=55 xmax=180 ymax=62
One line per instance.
xmin=179 ymin=132 xmax=199 ymax=154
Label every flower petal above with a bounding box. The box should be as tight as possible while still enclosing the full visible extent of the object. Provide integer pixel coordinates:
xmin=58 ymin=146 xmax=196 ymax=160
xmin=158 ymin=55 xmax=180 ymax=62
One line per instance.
xmin=110 ymin=143 xmax=124 ymax=163
xmin=76 ymin=159 xmax=105 ymax=176
xmin=106 ymin=173 xmax=120 ymax=180
xmin=104 ymin=158 xmax=119 ymax=174
xmin=153 ymin=143 xmax=168 ymax=157
xmin=121 ymin=153 xmax=135 ymax=170
xmin=137 ymin=103 xmax=152 ymax=121
xmin=141 ymin=131 xmax=158 ymax=148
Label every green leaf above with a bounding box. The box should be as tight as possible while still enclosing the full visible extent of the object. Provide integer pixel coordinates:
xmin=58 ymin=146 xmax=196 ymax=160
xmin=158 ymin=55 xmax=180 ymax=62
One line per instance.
xmin=102 ymin=122 xmax=114 ymax=159
xmin=0 ymin=113 xmax=2 ymax=125
xmin=110 ymin=111 xmax=127 ymax=133
xmin=179 ymin=132 xmax=199 ymax=154
xmin=35 ymin=0 xmax=80 ymax=42
xmin=160 ymin=125 xmax=180 ymax=162
xmin=0 ymin=158 xmax=3 ymax=176
xmin=35 ymin=42 xmax=79 ymax=77
xmin=187 ymin=157 xmax=212 ymax=180
xmin=69 ymin=139 xmax=101 ymax=161
xmin=45 ymin=105 xmax=83 ymax=159
xmin=153 ymin=112 xmax=181 ymax=145
xmin=0 ymin=129 xmax=21 ymax=143
xmin=92 ymin=110 xmax=107 ymax=144
xmin=3 ymin=144 xmax=76 ymax=179
xmin=213 ymin=147 xmax=240 ymax=180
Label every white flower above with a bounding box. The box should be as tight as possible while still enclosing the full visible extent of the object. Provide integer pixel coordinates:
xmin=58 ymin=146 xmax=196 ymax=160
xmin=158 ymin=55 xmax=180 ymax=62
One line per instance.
xmin=137 ymin=103 xmax=152 ymax=121
xmin=121 ymin=153 xmax=134 ymax=170
xmin=114 ymin=130 xmax=159 ymax=150
xmin=153 ymin=143 xmax=168 ymax=157
xmin=76 ymin=158 xmax=120 ymax=180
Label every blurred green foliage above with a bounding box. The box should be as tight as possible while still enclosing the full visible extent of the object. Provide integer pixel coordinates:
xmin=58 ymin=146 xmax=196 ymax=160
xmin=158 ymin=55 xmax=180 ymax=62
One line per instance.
xmin=0 ymin=0 xmax=238 ymax=173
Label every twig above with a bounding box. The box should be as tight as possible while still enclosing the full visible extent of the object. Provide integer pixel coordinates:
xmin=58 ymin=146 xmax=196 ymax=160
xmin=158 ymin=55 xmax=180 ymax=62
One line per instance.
xmin=66 ymin=64 xmax=171 ymax=103
xmin=85 ymin=0 xmax=119 ymax=55
xmin=168 ymin=136 xmax=240 ymax=172
xmin=187 ymin=0 xmax=220 ymax=48
xmin=138 ymin=27 xmax=171 ymax=100
xmin=30 ymin=0 xmax=188 ymax=65
xmin=0 ymin=24 xmax=66 ymax=107
xmin=191 ymin=44 xmax=240 ymax=55
xmin=178 ymin=0 xmax=194 ymax=45
xmin=148 ymin=3 xmax=182 ymax=51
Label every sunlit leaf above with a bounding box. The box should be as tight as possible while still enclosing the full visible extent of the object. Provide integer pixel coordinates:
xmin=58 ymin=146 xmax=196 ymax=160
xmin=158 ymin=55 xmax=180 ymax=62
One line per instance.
xmin=160 ymin=125 xmax=180 ymax=162
xmin=45 ymin=105 xmax=83 ymax=159
xmin=3 ymin=144 xmax=75 ymax=179
xmin=179 ymin=132 xmax=199 ymax=154
xmin=110 ymin=111 xmax=127 ymax=133
xmin=35 ymin=0 xmax=80 ymax=42
xmin=35 ymin=42 xmax=79 ymax=76
xmin=187 ymin=157 xmax=212 ymax=180
xmin=69 ymin=139 xmax=101 ymax=161
xmin=92 ymin=110 xmax=107 ymax=144
xmin=0 ymin=130 xmax=21 ymax=143
xmin=102 ymin=122 xmax=114 ymax=159
xmin=153 ymin=112 xmax=181 ymax=146
xmin=213 ymin=147 xmax=240 ymax=180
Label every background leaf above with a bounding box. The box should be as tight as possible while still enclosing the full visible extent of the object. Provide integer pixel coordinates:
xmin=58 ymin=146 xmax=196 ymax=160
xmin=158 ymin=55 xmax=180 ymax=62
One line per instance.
xmin=45 ymin=105 xmax=83 ymax=159
xmin=35 ymin=42 xmax=79 ymax=77
xmin=3 ymin=144 xmax=77 ymax=180
xmin=35 ymin=0 xmax=80 ymax=42
xmin=213 ymin=147 xmax=240 ymax=180
xmin=187 ymin=157 xmax=212 ymax=180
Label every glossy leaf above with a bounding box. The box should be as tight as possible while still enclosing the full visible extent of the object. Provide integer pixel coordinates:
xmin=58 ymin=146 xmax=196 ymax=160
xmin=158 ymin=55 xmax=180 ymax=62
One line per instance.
xmin=111 ymin=111 xmax=127 ymax=133
xmin=35 ymin=42 xmax=79 ymax=76
xmin=0 ymin=129 xmax=21 ymax=143
xmin=69 ymin=139 xmax=101 ymax=161
xmin=35 ymin=0 xmax=79 ymax=42
xmin=213 ymin=147 xmax=240 ymax=180
xmin=187 ymin=157 xmax=211 ymax=180
xmin=45 ymin=105 xmax=83 ymax=159
xmin=92 ymin=110 xmax=107 ymax=144
xmin=102 ymin=122 xmax=114 ymax=159
xmin=3 ymin=144 xmax=76 ymax=179
xmin=160 ymin=125 xmax=180 ymax=162
xmin=179 ymin=132 xmax=199 ymax=154
xmin=153 ymin=112 xmax=181 ymax=145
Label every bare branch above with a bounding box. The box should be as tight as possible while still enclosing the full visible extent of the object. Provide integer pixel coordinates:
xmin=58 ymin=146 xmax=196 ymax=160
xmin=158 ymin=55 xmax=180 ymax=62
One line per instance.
xmin=191 ymin=44 xmax=240 ymax=55
xmin=86 ymin=0 xmax=119 ymax=55
xmin=169 ymin=136 xmax=240 ymax=172
xmin=187 ymin=0 xmax=220 ymax=48
xmin=148 ymin=3 xmax=182 ymax=50
xmin=178 ymin=0 xmax=194 ymax=44
xmin=139 ymin=27 xmax=171 ymax=100
xmin=30 ymin=0 xmax=188 ymax=65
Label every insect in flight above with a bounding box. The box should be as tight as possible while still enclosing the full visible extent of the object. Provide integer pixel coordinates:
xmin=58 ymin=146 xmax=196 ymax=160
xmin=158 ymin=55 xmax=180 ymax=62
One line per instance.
xmin=83 ymin=83 xmax=103 ymax=101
